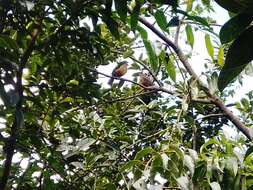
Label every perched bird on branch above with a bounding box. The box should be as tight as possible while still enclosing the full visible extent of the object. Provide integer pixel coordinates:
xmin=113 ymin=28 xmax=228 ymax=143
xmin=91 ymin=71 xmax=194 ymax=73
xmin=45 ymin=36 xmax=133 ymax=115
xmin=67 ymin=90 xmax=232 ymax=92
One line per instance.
xmin=139 ymin=69 xmax=154 ymax=87
xmin=139 ymin=69 xmax=156 ymax=104
xmin=108 ymin=61 xmax=128 ymax=86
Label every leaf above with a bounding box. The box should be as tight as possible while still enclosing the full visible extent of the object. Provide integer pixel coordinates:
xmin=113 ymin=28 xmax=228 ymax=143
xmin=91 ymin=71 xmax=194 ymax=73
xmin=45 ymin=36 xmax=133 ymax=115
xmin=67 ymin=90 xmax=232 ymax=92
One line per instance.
xmin=244 ymin=146 xmax=253 ymax=161
xmin=77 ymin=138 xmax=96 ymax=151
xmin=167 ymin=16 xmax=180 ymax=27
xmin=163 ymin=54 xmax=176 ymax=82
xmin=219 ymin=13 xmax=253 ymax=44
xmin=186 ymin=0 xmax=193 ymax=11
xmin=136 ymin=25 xmax=148 ymax=40
xmin=210 ymin=182 xmax=221 ymax=190
xmin=214 ymin=0 xmax=253 ymax=13
xmin=176 ymin=10 xmax=210 ymax=27
xmin=143 ymin=39 xmax=158 ymax=71
xmin=217 ymin=46 xmax=224 ymax=67
xmin=176 ymin=176 xmax=189 ymax=190
xmin=103 ymin=17 xmax=120 ymax=39
xmin=192 ymin=161 xmax=207 ymax=183
xmin=0 ymin=34 xmax=19 ymax=52
xmin=120 ymin=160 xmax=142 ymax=172
xmin=225 ymin=157 xmax=238 ymax=177
xmin=205 ymin=34 xmax=214 ymax=60
xmin=114 ymin=0 xmax=127 ymax=22
xmin=154 ymin=10 xmax=167 ymax=31
xmin=16 ymin=110 xmax=24 ymax=129
xmin=218 ymin=26 xmax=253 ymax=91
xmin=150 ymin=155 xmax=163 ymax=176
xmin=185 ymin=25 xmax=194 ymax=48
xmin=187 ymin=15 xmax=210 ymax=27
xmin=207 ymin=72 xmax=218 ymax=95
xmin=135 ymin=148 xmax=155 ymax=160
xmin=184 ymin=155 xmax=194 ymax=176
xmin=131 ymin=0 xmax=142 ymax=32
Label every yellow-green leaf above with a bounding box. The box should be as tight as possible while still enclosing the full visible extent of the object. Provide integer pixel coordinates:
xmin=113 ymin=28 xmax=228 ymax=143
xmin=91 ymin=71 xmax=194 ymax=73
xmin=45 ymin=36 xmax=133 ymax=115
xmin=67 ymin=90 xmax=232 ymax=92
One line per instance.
xmin=185 ymin=25 xmax=194 ymax=48
xmin=205 ymin=34 xmax=214 ymax=60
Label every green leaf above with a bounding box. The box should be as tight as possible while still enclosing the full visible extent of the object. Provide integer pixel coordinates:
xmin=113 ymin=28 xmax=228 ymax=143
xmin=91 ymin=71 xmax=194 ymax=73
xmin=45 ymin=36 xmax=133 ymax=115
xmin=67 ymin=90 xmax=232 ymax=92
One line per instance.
xmin=131 ymin=0 xmax=142 ymax=32
xmin=16 ymin=110 xmax=24 ymax=128
xmin=214 ymin=0 xmax=253 ymax=13
xmin=176 ymin=10 xmax=210 ymax=27
xmin=154 ymin=10 xmax=167 ymax=31
xmin=217 ymin=47 xmax=224 ymax=67
xmin=0 ymin=34 xmax=19 ymax=52
xmin=218 ymin=26 xmax=253 ymax=91
xmin=136 ymin=25 xmax=148 ymax=40
xmin=192 ymin=161 xmax=207 ymax=183
xmin=185 ymin=25 xmax=194 ymax=48
xmin=225 ymin=157 xmax=238 ymax=177
xmin=103 ymin=17 xmax=120 ymax=39
xmin=201 ymin=0 xmax=210 ymax=7
xmin=187 ymin=15 xmax=210 ymax=27
xmin=120 ymin=160 xmax=142 ymax=172
xmin=114 ymin=0 xmax=127 ymax=22
xmin=135 ymin=148 xmax=155 ymax=160
xmin=219 ymin=13 xmax=253 ymax=44
xmin=143 ymin=39 xmax=158 ymax=71
xmin=164 ymin=54 xmax=176 ymax=82
xmin=150 ymin=155 xmax=163 ymax=176
xmin=205 ymin=34 xmax=214 ymax=60
xmin=187 ymin=0 xmax=193 ymax=11
xmin=244 ymin=146 xmax=253 ymax=161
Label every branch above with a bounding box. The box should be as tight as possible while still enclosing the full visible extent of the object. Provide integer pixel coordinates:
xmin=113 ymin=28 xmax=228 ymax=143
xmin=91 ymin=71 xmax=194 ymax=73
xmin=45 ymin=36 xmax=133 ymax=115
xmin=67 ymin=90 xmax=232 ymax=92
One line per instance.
xmin=105 ymin=90 xmax=158 ymax=104
xmin=0 ymin=28 xmax=40 ymax=190
xmin=195 ymin=113 xmax=226 ymax=121
xmin=85 ymin=66 xmax=145 ymax=88
xmin=138 ymin=16 xmax=252 ymax=140
xmin=87 ymin=67 xmax=213 ymax=106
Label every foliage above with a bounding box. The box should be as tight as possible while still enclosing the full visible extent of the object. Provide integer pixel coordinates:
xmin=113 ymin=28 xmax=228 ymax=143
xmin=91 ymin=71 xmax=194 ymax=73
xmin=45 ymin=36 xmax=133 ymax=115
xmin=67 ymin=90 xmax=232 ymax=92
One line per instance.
xmin=0 ymin=0 xmax=253 ymax=190
xmin=215 ymin=0 xmax=253 ymax=91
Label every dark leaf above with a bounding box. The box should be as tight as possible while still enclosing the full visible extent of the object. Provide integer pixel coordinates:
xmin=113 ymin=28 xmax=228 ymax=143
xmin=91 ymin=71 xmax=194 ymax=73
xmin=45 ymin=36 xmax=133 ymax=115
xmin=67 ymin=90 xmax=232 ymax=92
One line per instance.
xmin=244 ymin=146 xmax=253 ymax=161
xmin=114 ymin=0 xmax=128 ymax=22
xmin=135 ymin=148 xmax=155 ymax=160
xmin=131 ymin=0 xmax=143 ymax=32
xmin=218 ymin=26 xmax=253 ymax=91
xmin=219 ymin=13 xmax=253 ymax=44
xmin=167 ymin=16 xmax=180 ymax=27
xmin=154 ymin=10 xmax=168 ymax=31
xmin=143 ymin=39 xmax=158 ymax=71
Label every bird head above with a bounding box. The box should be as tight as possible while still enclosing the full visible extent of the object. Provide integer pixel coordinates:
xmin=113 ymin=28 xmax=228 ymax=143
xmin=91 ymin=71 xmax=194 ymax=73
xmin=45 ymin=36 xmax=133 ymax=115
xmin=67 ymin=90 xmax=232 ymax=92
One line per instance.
xmin=119 ymin=61 xmax=128 ymax=66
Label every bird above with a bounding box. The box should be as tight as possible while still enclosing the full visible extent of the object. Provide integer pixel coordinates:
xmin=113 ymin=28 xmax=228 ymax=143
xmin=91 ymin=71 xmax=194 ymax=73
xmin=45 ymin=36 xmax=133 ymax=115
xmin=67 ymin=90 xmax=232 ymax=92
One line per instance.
xmin=108 ymin=61 xmax=128 ymax=86
xmin=139 ymin=69 xmax=156 ymax=104
xmin=139 ymin=69 xmax=154 ymax=87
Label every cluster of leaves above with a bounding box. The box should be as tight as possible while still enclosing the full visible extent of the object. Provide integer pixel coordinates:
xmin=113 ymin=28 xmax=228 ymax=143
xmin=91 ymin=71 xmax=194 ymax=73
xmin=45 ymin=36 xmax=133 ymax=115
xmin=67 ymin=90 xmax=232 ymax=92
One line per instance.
xmin=215 ymin=0 xmax=253 ymax=91
xmin=0 ymin=0 xmax=253 ymax=190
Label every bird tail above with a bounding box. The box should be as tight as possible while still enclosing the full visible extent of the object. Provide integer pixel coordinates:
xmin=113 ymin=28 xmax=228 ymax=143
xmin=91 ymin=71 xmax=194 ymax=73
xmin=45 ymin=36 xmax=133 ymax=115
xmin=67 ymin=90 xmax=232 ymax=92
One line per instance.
xmin=108 ymin=78 xmax=114 ymax=86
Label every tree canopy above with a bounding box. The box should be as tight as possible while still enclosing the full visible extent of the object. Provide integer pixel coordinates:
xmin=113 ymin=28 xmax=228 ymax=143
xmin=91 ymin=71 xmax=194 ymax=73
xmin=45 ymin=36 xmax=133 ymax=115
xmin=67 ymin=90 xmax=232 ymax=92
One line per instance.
xmin=0 ymin=0 xmax=253 ymax=189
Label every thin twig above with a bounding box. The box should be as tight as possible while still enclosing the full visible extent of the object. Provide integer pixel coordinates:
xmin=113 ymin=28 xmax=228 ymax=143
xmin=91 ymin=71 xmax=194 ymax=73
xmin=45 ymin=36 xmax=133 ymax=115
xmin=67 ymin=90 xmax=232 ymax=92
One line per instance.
xmin=105 ymin=90 xmax=158 ymax=104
